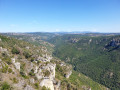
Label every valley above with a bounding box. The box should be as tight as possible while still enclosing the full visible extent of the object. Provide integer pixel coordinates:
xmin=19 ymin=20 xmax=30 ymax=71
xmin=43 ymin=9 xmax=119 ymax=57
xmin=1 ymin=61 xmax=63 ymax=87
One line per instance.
xmin=0 ymin=33 xmax=108 ymax=90
xmin=2 ymin=32 xmax=120 ymax=90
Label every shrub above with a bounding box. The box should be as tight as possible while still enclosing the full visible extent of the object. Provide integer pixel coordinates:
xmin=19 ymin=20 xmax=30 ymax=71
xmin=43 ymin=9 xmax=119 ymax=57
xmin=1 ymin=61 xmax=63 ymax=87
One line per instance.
xmin=23 ymin=51 xmax=32 ymax=58
xmin=20 ymin=71 xmax=29 ymax=79
xmin=29 ymin=69 xmax=35 ymax=76
xmin=31 ymin=58 xmax=34 ymax=62
xmin=41 ymin=86 xmax=47 ymax=90
xmin=11 ymin=47 xmax=20 ymax=54
xmin=3 ymin=58 xmax=12 ymax=65
xmin=2 ymin=52 xmax=8 ymax=57
xmin=8 ymin=68 xmax=12 ymax=73
xmin=0 ymin=82 xmax=12 ymax=90
xmin=43 ymin=70 xmax=50 ymax=77
xmin=1 ymin=65 xmax=8 ymax=73
xmin=37 ymin=60 xmax=41 ymax=64
xmin=13 ymin=78 xmax=18 ymax=83
xmin=34 ymin=83 xmax=39 ymax=89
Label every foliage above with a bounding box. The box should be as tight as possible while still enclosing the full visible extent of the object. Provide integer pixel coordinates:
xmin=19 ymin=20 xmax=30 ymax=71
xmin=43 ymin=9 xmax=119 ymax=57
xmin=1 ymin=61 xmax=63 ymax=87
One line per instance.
xmin=41 ymin=86 xmax=50 ymax=90
xmin=34 ymin=83 xmax=39 ymax=89
xmin=1 ymin=65 xmax=8 ymax=73
xmin=49 ymin=34 xmax=120 ymax=89
xmin=11 ymin=47 xmax=20 ymax=54
xmin=20 ymin=63 xmax=29 ymax=79
xmin=3 ymin=57 xmax=12 ymax=65
xmin=12 ymin=78 xmax=18 ymax=83
xmin=0 ymin=82 xmax=12 ymax=90
xmin=43 ymin=70 xmax=50 ymax=77
xmin=29 ymin=69 xmax=35 ymax=76
xmin=8 ymin=68 xmax=12 ymax=73
xmin=23 ymin=51 xmax=32 ymax=58
xmin=56 ymin=70 xmax=106 ymax=90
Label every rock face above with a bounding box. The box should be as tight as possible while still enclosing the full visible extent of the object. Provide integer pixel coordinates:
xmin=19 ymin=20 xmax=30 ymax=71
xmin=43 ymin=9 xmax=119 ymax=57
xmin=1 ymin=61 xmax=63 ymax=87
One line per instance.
xmin=36 ymin=54 xmax=52 ymax=62
xmin=14 ymin=62 xmax=20 ymax=71
xmin=11 ymin=58 xmax=20 ymax=71
xmin=34 ymin=63 xmax=56 ymax=90
xmin=35 ymin=63 xmax=56 ymax=80
xmin=40 ymin=79 xmax=54 ymax=90
xmin=65 ymin=70 xmax=72 ymax=78
xmin=105 ymin=39 xmax=120 ymax=48
xmin=54 ymin=80 xmax=61 ymax=90
xmin=11 ymin=58 xmax=15 ymax=63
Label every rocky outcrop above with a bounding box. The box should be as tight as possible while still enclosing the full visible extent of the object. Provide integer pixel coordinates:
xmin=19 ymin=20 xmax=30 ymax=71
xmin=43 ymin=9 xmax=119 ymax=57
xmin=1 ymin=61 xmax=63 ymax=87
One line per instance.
xmin=14 ymin=62 xmax=20 ymax=71
xmin=36 ymin=54 xmax=52 ymax=62
xmin=53 ymin=80 xmax=61 ymax=90
xmin=11 ymin=58 xmax=20 ymax=71
xmin=65 ymin=70 xmax=72 ymax=78
xmin=40 ymin=79 xmax=54 ymax=90
xmin=35 ymin=63 xmax=56 ymax=80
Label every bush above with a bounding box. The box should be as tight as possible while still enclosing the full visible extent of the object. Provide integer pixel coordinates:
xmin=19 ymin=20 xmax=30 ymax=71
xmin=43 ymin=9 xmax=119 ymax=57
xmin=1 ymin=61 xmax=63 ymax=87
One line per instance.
xmin=3 ymin=57 xmax=12 ymax=65
xmin=2 ymin=52 xmax=8 ymax=57
xmin=29 ymin=69 xmax=35 ymax=76
xmin=31 ymin=58 xmax=34 ymax=62
xmin=34 ymin=83 xmax=39 ymax=89
xmin=11 ymin=47 xmax=20 ymax=54
xmin=20 ymin=71 xmax=29 ymax=79
xmin=20 ymin=63 xmax=28 ymax=79
xmin=8 ymin=68 xmax=12 ymax=73
xmin=23 ymin=51 xmax=32 ymax=58
xmin=37 ymin=60 xmax=41 ymax=64
xmin=0 ymin=82 xmax=12 ymax=90
xmin=43 ymin=70 xmax=50 ymax=77
xmin=41 ymin=86 xmax=47 ymax=90
xmin=1 ymin=65 xmax=8 ymax=73
xmin=13 ymin=78 xmax=18 ymax=83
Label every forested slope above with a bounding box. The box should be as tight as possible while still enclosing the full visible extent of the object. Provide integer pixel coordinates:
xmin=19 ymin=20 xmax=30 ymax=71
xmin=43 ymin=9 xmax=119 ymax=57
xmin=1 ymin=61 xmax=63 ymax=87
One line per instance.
xmin=49 ymin=34 xmax=120 ymax=90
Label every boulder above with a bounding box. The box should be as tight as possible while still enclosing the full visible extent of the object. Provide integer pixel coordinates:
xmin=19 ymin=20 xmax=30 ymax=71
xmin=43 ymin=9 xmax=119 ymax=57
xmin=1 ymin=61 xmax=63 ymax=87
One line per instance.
xmin=34 ymin=66 xmax=38 ymax=73
xmin=14 ymin=62 xmax=20 ymax=71
xmin=11 ymin=58 xmax=15 ymax=63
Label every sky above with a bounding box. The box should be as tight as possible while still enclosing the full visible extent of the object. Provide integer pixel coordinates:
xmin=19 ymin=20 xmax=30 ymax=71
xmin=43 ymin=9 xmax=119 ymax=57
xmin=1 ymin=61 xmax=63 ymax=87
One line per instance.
xmin=0 ymin=0 xmax=120 ymax=33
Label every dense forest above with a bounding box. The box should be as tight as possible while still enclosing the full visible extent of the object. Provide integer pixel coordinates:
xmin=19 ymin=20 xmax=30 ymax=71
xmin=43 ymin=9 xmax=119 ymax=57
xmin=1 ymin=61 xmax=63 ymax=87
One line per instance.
xmin=49 ymin=34 xmax=120 ymax=90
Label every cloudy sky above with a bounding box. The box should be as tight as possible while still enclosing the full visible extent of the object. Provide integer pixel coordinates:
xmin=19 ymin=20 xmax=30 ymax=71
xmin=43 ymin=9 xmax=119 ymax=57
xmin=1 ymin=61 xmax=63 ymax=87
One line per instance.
xmin=0 ymin=0 xmax=120 ymax=32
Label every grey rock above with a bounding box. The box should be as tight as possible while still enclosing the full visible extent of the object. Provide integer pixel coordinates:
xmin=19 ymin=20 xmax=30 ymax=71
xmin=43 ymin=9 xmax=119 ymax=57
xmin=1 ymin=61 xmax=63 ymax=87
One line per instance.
xmin=24 ymin=85 xmax=34 ymax=90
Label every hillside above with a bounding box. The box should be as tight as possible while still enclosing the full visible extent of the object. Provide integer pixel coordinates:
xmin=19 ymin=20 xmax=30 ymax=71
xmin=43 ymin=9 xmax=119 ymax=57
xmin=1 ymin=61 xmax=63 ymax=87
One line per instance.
xmin=0 ymin=34 xmax=107 ymax=90
xmin=49 ymin=34 xmax=120 ymax=90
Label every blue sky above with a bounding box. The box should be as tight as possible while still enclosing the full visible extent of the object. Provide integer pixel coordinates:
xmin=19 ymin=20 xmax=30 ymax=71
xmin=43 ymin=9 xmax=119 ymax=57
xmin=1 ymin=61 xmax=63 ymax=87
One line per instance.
xmin=0 ymin=0 xmax=120 ymax=32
